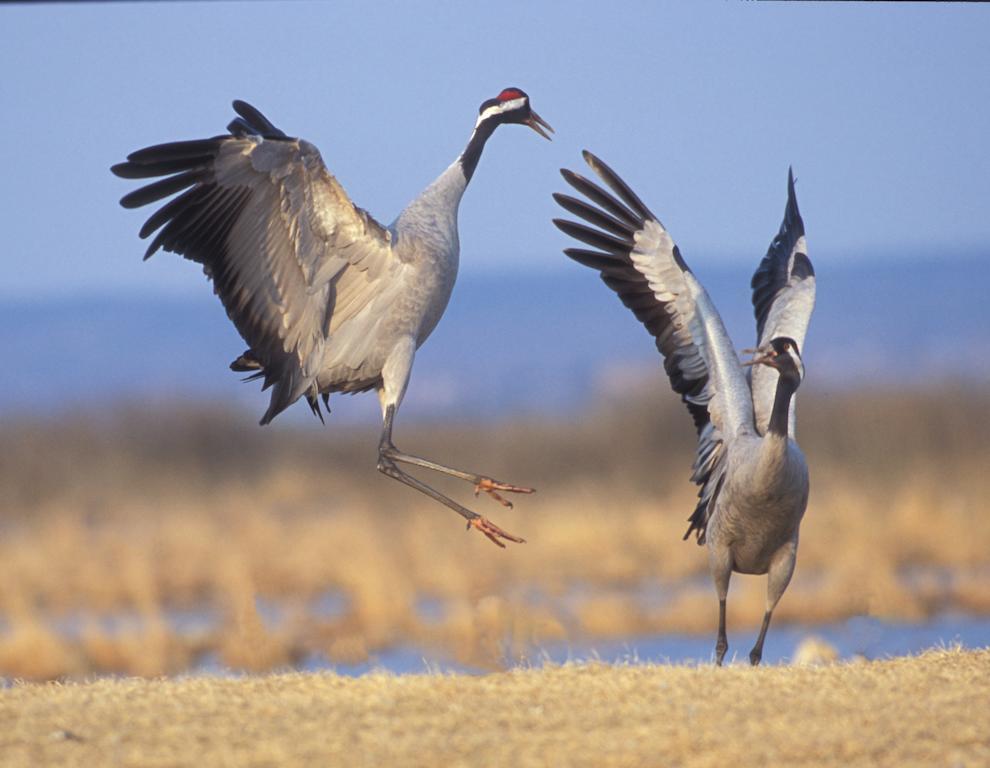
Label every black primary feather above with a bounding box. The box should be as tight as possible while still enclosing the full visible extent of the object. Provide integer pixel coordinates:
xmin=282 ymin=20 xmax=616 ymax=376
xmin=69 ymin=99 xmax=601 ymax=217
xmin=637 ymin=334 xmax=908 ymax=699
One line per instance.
xmin=119 ymin=169 xmax=211 ymax=209
xmin=552 ymin=193 xmax=633 ymax=238
xmin=555 ymin=151 xmax=723 ymax=543
xmin=581 ymin=150 xmax=656 ymax=222
xmin=552 ymin=219 xmax=632 ymax=255
xmin=231 ymin=100 xmax=288 ymax=139
xmin=559 ymin=169 xmax=640 ymax=227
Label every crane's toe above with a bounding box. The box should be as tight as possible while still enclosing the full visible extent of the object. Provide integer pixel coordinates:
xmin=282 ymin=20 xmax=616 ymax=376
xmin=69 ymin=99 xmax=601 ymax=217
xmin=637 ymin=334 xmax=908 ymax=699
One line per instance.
xmin=473 ymin=477 xmax=536 ymax=509
xmin=467 ymin=516 xmax=526 ymax=547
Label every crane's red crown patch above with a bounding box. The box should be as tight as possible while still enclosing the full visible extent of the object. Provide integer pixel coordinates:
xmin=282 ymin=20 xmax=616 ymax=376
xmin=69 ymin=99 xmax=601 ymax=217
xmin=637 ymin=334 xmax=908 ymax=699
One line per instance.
xmin=498 ymin=88 xmax=525 ymax=102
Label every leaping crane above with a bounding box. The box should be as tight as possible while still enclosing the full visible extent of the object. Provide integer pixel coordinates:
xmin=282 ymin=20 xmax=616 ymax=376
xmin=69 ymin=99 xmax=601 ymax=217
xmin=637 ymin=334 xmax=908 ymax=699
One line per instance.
xmin=112 ymin=89 xmax=553 ymax=547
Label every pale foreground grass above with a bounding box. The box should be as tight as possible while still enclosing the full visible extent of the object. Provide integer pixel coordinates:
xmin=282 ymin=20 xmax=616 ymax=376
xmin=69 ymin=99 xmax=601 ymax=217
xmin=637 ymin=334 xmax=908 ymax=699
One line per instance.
xmin=0 ymin=385 xmax=988 ymax=678
xmin=0 ymin=648 xmax=987 ymax=768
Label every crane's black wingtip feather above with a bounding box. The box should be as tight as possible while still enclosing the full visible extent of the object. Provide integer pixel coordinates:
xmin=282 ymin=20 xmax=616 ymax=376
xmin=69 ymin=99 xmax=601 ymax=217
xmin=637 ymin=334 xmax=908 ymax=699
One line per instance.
xmin=580 ymin=151 xmax=613 ymax=183
xmin=559 ymin=168 xmax=592 ymax=195
xmin=227 ymin=117 xmax=252 ymax=137
xmin=231 ymin=99 xmax=261 ymax=124
xmin=785 ymin=167 xmax=803 ymax=231
xmin=581 ymin=150 xmax=603 ymax=174
xmin=551 ymin=219 xmax=631 ymax=254
xmin=231 ymin=99 xmax=287 ymax=139
xmin=306 ymin=394 xmax=326 ymax=425
xmin=559 ymin=167 xmax=597 ymax=190
xmin=578 ymin=151 xmax=656 ymax=222
xmin=562 ymin=247 xmax=624 ymax=272
xmin=119 ymin=191 xmax=145 ymax=209
xmin=124 ymin=138 xmax=225 ymax=165
xmin=117 ymin=169 xmax=207 ymax=209
xmin=554 ymin=193 xmax=636 ymax=239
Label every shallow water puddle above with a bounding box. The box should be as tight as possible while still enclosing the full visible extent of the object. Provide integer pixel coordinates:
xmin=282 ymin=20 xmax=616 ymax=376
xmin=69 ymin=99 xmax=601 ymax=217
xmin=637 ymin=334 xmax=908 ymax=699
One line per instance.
xmin=289 ymin=613 xmax=990 ymax=676
xmin=2 ymin=596 xmax=986 ymax=679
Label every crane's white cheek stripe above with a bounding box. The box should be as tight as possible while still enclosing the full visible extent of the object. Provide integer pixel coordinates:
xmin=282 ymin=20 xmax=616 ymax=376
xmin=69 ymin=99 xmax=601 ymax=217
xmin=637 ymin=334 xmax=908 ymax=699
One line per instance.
xmin=475 ymin=98 xmax=527 ymax=127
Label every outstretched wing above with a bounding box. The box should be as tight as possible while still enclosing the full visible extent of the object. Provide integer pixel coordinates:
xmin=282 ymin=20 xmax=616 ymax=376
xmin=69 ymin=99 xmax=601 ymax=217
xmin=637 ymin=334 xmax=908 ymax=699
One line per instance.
xmin=749 ymin=169 xmax=816 ymax=436
xmin=112 ymin=100 xmax=399 ymax=424
xmin=553 ymin=151 xmax=754 ymax=543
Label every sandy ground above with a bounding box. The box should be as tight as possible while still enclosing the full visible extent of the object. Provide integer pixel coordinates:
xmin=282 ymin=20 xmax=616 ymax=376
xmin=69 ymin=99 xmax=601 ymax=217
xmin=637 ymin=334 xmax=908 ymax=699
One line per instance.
xmin=0 ymin=648 xmax=986 ymax=767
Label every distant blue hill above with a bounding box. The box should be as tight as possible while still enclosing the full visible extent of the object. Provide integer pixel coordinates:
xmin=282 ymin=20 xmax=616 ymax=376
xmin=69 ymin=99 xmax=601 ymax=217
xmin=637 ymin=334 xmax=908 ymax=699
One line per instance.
xmin=2 ymin=255 xmax=988 ymax=424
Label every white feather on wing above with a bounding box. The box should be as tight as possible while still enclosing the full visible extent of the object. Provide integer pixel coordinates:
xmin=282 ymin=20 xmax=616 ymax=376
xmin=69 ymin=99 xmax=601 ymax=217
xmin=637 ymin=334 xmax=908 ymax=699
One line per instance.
xmin=749 ymin=169 xmax=816 ymax=437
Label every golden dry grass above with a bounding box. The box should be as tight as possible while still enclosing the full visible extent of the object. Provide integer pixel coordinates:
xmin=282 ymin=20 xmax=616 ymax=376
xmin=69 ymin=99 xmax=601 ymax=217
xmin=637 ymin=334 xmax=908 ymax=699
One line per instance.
xmin=0 ymin=384 xmax=988 ymax=678
xmin=0 ymin=648 xmax=987 ymax=768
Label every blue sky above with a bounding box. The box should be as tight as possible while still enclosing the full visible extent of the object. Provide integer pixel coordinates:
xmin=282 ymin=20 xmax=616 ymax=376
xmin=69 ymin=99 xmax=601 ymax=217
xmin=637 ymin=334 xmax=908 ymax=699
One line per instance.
xmin=2 ymin=1 xmax=988 ymax=299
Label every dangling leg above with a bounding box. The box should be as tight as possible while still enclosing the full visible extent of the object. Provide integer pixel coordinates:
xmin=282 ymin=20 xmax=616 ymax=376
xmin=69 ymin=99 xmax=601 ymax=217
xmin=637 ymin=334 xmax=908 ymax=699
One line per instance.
xmin=377 ymin=404 xmax=524 ymax=546
xmin=374 ymin=339 xmax=525 ymax=547
xmin=709 ymin=546 xmax=733 ymax=666
xmin=383 ymin=446 xmax=534 ymax=507
xmin=749 ymin=538 xmax=798 ymax=666
xmin=375 ymin=340 xmax=533 ymax=508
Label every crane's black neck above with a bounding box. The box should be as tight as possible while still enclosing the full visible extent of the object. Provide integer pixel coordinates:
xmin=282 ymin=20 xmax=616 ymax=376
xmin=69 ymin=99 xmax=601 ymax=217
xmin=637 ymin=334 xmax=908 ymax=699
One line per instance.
xmin=459 ymin=118 xmax=499 ymax=183
xmin=768 ymin=372 xmax=799 ymax=438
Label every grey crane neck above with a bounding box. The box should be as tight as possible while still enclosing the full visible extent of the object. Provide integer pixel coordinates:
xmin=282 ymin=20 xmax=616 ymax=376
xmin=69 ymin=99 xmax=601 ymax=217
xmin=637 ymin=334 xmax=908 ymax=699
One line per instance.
xmin=458 ymin=118 xmax=499 ymax=183
xmin=767 ymin=372 xmax=799 ymax=438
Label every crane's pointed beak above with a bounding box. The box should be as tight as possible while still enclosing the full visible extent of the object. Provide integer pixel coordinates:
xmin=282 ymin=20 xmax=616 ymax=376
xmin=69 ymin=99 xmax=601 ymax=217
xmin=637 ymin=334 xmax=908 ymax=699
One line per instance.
xmin=741 ymin=346 xmax=777 ymax=368
xmin=526 ymin=111 xmax=554 ymax=141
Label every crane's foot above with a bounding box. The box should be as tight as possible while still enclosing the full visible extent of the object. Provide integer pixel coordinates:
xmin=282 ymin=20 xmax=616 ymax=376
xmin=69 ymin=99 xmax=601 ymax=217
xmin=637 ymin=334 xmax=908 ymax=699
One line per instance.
xmin=715 ymin=640 xmax=728 ymax=667
xmin=749 ymin=648 xmax=763 ymax=666
xmin=473 ymin=477 xmax=536 ymax=509
xmin=467 ymin=515 xmax=526 ymax=548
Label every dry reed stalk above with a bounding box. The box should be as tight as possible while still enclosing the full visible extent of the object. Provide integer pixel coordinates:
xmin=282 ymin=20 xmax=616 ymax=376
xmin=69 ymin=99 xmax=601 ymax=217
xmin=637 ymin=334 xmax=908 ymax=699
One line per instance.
xmin=0 ymin=387 xmax=987 ymax=677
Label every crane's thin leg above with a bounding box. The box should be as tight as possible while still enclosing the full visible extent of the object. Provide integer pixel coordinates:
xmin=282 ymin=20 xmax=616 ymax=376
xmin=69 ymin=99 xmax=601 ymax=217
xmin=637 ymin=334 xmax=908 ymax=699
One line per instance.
xmin=710 ymin=547 xmax=732 ymax=666
xmin=716 ymin=598 xmax=729 ymax=666
xmin=749 ymin=538 xmax=797 ymax=666
xmin=377 ymin=405 xmax=524 ymax=547
xmin=371 ymin=340 xmax=532 ymax=507
xmin=381 ymin=447 xmax=534 ymax=508
xmin=377 ymin=399 xmax=534 ymax=507
xmin=749 ymin=610 xmax=773 ymax=666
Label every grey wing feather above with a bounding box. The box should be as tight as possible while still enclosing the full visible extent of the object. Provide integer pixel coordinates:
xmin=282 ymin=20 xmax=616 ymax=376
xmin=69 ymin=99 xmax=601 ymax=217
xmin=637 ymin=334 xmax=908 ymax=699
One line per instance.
xmin=749 ymin=168 xmax=816 ymax=436
xmin=112 ymin=101 xmax=398 ymax=424
xmin=554 ymin=151 xmax=755 ymax=543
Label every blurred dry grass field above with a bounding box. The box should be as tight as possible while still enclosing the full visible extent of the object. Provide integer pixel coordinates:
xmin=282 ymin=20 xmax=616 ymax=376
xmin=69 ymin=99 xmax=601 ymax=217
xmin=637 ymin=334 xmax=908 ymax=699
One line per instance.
xmin=0 ymin=381 xmax=988 ymax=678
xmin=0 ymin=648 xmax=987 ymax=767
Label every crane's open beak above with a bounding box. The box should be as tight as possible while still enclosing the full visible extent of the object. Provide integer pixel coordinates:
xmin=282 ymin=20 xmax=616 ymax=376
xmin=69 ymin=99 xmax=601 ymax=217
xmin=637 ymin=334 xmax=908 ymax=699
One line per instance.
xmin=526 ymin=111 xmax=554 ymax=140
xmin=741 ymin=346 xmax=778 ymax=368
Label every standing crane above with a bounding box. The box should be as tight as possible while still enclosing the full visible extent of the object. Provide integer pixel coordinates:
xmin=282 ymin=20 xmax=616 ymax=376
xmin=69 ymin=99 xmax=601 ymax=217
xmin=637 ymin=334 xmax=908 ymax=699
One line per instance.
xmin=112 ymin=89 xmax=553 ymax=547
xmin=553 ymin=152 xmax=815 ymax=664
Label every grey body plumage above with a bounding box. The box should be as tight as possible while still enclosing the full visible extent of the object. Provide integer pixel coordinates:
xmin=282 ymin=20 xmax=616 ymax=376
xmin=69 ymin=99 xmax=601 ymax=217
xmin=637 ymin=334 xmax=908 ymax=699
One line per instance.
xmin=113 ymin=90 xmax=553 ymax=547
xmin=554 ymin=152 xmax=815 ymax=664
